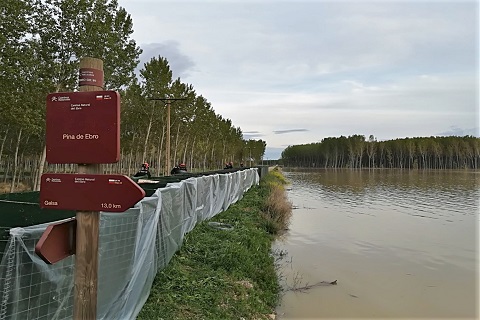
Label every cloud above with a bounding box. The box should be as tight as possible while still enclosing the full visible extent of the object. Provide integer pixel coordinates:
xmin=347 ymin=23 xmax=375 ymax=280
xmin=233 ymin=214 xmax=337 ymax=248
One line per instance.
xmin=243 ymin=131 xmax=265 ymax=140
xmin=120 ymin=0 xmax=478 ymax=155
xmin=437 ymin=126 xmax=480 ymax=137
xmin=273 ymin=129 xmax=309 ymax=134
xmin=137 ymin=41 xmax=196 ymax=79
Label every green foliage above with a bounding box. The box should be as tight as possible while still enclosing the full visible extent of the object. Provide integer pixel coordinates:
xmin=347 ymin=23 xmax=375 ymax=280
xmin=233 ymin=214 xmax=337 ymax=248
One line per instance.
xmin=140 ymin=56 xmax=173 ymax=98
xmin=261 ymin=167 xmax=288 ymax=187
xmin=0 ymin=0 xmax=266 ymax=189
xmin=0 ymin=0 xmax=142 ymax=164
xmin=281 ymin=135 xmax=480 ymax=170
xmin=33 ymin=0 xmax=142 ymax=91
xmin=259 ymin=169 xmax=292 ymax=235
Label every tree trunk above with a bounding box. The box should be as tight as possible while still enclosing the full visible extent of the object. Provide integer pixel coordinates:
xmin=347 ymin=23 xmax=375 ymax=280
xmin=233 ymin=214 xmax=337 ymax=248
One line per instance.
xmin=189 ymin=136 xmax=196 ymax=171
xmin=17 ymin=152 xmax=25 ymax=189
xmin=173 ymin=124 xmax=181 ymax=166
xmin=182 ymin=139 xmax=188 ymax=165
xmin=210 ymin=141 xmax=216 ymax=169
xmin=222 ymin=139 xmax=227 ymax=164
xmin=3 ymin=161 xmax=10 ymax=183
xmin=0 ymin=127 xmax=9 ymax=163
xmin=34 ymin=144 xmax=47 ymax=191
xmin=157 ymin=125 xmax=165 ymax=175
xmin=142 ymin=109 xmax=155 ymax=162
xmin=10 ymin=128 xmax=22 ymax=193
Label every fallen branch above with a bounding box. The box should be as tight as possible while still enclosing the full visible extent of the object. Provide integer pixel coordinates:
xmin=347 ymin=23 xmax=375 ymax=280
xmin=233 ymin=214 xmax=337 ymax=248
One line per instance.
xmin=289 ymin=280 xmax=337 ymax=292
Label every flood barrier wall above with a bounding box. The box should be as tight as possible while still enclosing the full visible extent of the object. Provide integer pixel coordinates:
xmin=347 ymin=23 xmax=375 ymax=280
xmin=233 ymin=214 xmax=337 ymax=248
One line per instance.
xmin=0 ymin=168 xmax=259 ymax=319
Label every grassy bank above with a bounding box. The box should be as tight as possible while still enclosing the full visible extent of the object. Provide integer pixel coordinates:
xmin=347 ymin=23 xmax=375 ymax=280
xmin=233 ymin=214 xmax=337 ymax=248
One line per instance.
xmin=138 ymin=168 xmax=291 ymax=320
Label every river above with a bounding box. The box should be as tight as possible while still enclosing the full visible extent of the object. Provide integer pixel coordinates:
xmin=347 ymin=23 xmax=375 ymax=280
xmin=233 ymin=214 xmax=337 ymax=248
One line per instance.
xmin=274 ymin=169 xmax=479 ymax=319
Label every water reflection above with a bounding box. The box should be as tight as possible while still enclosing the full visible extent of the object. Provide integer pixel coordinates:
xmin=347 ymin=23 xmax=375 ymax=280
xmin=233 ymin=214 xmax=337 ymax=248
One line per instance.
xmin=275 ymin=169 xmax=479 ymax=319
xmin=288 ymin=169 xmax=478 ymax=221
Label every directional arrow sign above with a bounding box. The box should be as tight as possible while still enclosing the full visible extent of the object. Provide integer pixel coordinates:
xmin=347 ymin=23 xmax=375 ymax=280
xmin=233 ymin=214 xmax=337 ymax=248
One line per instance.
xmin=35 ymin=218 xmax=76 ymax=264
xmin=40 ymin=174 xmax=145 ymax=212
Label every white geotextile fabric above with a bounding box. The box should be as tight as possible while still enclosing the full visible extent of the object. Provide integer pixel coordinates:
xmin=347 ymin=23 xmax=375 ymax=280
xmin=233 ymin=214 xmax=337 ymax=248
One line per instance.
xmin=0 ymin=168 xmax=259 ymax=320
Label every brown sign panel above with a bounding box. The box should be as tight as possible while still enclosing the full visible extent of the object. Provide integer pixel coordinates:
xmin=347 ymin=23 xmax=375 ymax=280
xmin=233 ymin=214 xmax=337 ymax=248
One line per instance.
xmin=35 ymin=218 xmax=76 ymax=264
xmin=46 ymin=91 xmax=120 ymax=164
xmin=40 ymin=174 xmax=146 ymax=212
xmin=78 ymin=68 xmax=104 ymax=87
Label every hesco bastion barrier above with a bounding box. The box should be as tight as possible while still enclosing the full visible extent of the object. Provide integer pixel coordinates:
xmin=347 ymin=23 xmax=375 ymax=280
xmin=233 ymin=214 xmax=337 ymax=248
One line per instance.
xmin=0 ymin=168 xmax=259 ymax=320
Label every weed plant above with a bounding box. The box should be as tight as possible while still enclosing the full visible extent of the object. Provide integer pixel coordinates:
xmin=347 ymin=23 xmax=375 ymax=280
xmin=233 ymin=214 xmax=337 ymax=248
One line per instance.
xmin=259 ymin=167 xmax=292 ymax=235
xmin=0 ymin=182 xmax=30 ymax=194
xmin=138 ymin=170 xmax=292 ymax=320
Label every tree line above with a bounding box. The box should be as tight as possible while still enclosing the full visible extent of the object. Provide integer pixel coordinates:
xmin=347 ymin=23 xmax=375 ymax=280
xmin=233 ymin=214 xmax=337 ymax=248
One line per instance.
xmin=0 ymin=0 xmax=265 ymax=192
xmin=281 ymin=135 xmax=480 ymax=170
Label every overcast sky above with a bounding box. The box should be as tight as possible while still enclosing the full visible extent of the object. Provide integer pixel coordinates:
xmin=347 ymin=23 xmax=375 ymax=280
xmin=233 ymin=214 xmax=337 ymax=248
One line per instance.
xmin=118 ymin=0 xmax=478 ymax=159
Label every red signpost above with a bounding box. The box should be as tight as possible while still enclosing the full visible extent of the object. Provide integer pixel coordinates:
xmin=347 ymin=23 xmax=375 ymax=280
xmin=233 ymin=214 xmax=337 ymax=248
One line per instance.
xmin=78 ymin=67 xmax=104 ymax=87
xmin=35 ymin=218 xmax=77 ymax=264
xmin=46 ymin=91 xmax=120 ymax=164
xmin=36 ymin=58 xmax=145 ymax=319
xmin=40 ymin=174 xmax=145 ymax=212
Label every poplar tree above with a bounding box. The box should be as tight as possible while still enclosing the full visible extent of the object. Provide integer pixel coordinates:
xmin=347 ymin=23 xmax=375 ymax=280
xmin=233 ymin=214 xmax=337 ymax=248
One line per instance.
xmin=30 ymin=0 xmax=142 ymax=189
xmin=0 ymin=0 xmax=44 ymax=191
xmin=32 ymin=0 xmax=141 ymax=91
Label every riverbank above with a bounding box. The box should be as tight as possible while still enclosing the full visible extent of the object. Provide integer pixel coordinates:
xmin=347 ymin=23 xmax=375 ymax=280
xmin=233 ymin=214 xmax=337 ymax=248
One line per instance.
xmin=137 ymin=168 xmax=291 ymax=319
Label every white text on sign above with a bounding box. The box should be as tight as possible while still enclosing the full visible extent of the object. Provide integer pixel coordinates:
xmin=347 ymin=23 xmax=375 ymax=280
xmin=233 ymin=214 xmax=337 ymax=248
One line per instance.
xmin=62 ymin=134 xmax=100 ymax=140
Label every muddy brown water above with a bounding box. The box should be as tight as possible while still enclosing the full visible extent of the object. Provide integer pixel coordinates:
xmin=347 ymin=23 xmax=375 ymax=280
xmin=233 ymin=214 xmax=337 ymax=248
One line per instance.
xmin=274 ymin=169 xmax=479 ymax=319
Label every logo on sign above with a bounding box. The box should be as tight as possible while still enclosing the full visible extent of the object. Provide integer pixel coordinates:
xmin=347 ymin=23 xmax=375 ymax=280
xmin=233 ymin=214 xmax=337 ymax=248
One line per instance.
xmin=108 ymin=179 xmax=122 ymax=185
xmin=51 ymin=96 xmax=71 ymax=102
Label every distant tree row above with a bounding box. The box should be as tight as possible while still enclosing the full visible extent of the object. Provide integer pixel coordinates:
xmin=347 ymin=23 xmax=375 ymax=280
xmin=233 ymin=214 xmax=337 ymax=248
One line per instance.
xmin=281 ymin=135 xmax=480 ymax=170
xmin=0 ymin=0 xmax=265 ymax=192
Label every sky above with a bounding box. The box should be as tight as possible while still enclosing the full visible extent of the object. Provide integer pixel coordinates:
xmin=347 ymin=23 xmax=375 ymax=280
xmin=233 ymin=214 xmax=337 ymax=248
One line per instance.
xmin=118 ymin=0 xmax=479 ymax=160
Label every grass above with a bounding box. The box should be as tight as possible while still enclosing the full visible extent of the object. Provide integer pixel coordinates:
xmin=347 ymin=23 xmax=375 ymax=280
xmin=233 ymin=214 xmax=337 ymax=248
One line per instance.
xmin=259 ymin=168 xmax=292 ymax=235
xmin=0 ymin=182 xmax=30 ymax=194
xmin=137 ymin=169 xmax=292 ymax=320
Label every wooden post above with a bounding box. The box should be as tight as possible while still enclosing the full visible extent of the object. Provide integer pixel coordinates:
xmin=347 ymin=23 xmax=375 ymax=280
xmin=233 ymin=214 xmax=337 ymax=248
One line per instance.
xmin=74 ymin=57 xmax=103 ymax=320
xmin=166 ymin=99 xmax=171 ymax=175
xmin=148 ymin=97 xmax=184 ymax=176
